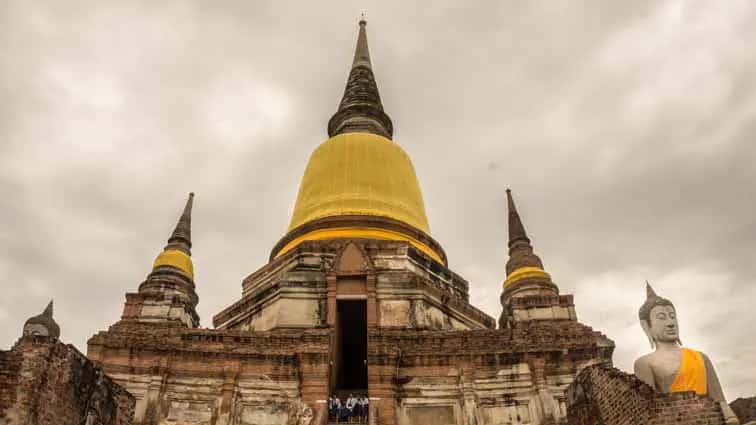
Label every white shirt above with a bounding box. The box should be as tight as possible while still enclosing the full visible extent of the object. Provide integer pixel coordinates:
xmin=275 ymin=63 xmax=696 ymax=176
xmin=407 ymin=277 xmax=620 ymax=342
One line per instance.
xmin=346 ymin=397 xmax=356 ymax=409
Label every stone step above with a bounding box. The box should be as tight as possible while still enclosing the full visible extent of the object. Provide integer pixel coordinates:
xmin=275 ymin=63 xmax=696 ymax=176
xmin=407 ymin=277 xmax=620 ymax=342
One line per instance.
xmin=327 ymin=416 xmax=369 ymax=424
xmin=327 ymin=422 xmax=368 ymax=425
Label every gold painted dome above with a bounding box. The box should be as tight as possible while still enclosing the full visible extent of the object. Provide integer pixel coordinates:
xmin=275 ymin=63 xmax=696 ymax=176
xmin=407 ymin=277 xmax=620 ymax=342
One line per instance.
xmin=271 ymin=20 xmax=447 ymax=264
xmin=274 ymin=131 xmax=444 ymax=263
xmin=288 ymin=132 xmax=430 ymax=234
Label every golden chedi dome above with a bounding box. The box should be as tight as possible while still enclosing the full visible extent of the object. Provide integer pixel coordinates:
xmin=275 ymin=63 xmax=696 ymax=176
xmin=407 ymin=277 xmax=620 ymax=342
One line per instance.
xmin=288 ymin=132 xmax=430 ymax=234
xmin=271 ymin=20 xmax=446 ymax=264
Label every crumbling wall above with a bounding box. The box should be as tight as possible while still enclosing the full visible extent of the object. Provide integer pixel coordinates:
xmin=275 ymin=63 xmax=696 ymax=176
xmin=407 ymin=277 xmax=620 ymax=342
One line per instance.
xmin=88 ymin=323 xmax=330 ymax=425
xmin=730 ymin=396 xmax=756 ymax=424
xmin=566 ymin=365 xmax=725 ymax=425
xmin=369 ymin=320 xmax=614 ymax=425
xmin=0 ymin=336 xmax=134 ymax=425
xmin=0 ymin=349 xmax=22 ymax=421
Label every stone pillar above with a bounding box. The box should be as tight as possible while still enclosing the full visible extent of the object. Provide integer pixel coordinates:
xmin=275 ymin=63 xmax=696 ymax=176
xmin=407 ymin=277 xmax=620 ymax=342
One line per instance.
xmin=368 ymin=363 xmax=398 ymax=425
xmin=461 ymin=366 xmax=479 ymax=425
xmin=326 ymin=275 xmax=337 ymax=327
xmin=367 ymin=274 xmax=378 ymax=328
xmin=299 ymin=352 xmax=330 ymax=425
xmin=218 ymin=364 xmax=239 ymax=425
xmin=530 ymin=357 xmax=559 ymax=423
xmin=326 ymin=275 xmax=338 ymax=393
xmin=141 ymin=372 xmax=166 ymax=424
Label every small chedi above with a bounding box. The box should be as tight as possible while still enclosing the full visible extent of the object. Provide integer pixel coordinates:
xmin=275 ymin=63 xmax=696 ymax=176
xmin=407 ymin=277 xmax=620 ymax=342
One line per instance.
xmin=634 ymin=283 xmax=739 ymax=424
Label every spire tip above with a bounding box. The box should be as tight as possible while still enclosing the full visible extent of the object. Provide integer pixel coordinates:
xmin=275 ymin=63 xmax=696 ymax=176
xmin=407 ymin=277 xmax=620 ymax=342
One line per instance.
xmin=646 ymin=280 xmax=658 ymax=298
xmin=328 ymin=17 xmax=393 ymax=139
xmin=166 ymin=193 xmax=194 ymax=254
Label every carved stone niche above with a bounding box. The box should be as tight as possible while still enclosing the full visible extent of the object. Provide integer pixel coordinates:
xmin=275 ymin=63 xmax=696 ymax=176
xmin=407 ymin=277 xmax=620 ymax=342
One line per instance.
xmin=238 ymin=403 xmax=291 ymax=425
xmin=403 ymin=405 xmax=457 ymax=425
xmin=334 ymin=241 xmax=373 ymax=275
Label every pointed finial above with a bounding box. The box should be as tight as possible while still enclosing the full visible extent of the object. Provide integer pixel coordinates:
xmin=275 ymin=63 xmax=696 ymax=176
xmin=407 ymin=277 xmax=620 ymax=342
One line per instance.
xmin=501 ymin=189 xmax=553 ymax=295
xmin=359 ymin=13 xmax=367 ymax=26
xmin=504 ymin=188 xmax=545 ymax=277
xmin=165 ymin=192 xmax=194 ymax=255
xmin=506 ymin=188 xmax=530 ymax=247
xmin=43 ymin=300 xmax=53 ymax=317
xmin=352 ymin=17 xmax=372 ymax=70
xmin=327 ymin=19 xmax=393 ymax=139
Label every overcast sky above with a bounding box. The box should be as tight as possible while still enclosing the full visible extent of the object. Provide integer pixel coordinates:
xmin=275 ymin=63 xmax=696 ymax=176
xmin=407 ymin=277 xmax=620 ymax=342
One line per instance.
xmin=1 ymin=0 xmax=754 ymax=400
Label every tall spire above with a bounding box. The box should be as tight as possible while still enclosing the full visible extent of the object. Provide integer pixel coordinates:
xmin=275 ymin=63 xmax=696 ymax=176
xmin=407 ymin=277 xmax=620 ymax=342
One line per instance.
xmin=352 ymin=16 xmax=371 ymax=68
xmin=505 ymin=189 xmax=544 ymax=277
xmin=500 ymin=191 xmax=575 ymax=328
xmin=152 ymin=192 xmax=195 ymax=280
xmin=165 ymin=192 xmax=194 ymax=255
xmin=327 ymin=19 xmax=394 ymax=140
xmin=507 ymin=189 xmax=531 ymax=247
xmin=127 ymin=193 xmax=200 ymax=327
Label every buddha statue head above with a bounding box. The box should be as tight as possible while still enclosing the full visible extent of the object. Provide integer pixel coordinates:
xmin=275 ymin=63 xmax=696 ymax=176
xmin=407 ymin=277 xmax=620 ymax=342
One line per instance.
xmin=638 ymin=282 xmax=681 ymax=348
xmin=22 ymin=300 xmax=60 ymax=340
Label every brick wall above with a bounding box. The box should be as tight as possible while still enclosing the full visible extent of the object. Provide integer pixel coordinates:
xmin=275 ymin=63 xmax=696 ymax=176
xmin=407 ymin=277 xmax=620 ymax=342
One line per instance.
xmin=731 ymin=396 xmax=756 ymax=423
xmin=364 ymin=320 xmax=614 ymax=425
xmin=0 ymin=337 xmax=134 ymax=425
xmin=567 ymin=365 xmax=726 ymax=425
xmin=0 ymin=349 xmax=22 ymax=421
xmin=87 ymin=323 xmax=331 ymax=424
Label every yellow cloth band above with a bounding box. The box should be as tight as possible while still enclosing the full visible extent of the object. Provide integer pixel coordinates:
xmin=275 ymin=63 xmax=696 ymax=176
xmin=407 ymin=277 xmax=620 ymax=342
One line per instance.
xmin=153 ymin=249 xmax=194 ymax=279
xmin=503 ymin=266 xmax=550 ymax=288
xmin=274 ymin=226 xmax=444 ymax=264
xmin=670 ymin=348 xmax=707 ymax=395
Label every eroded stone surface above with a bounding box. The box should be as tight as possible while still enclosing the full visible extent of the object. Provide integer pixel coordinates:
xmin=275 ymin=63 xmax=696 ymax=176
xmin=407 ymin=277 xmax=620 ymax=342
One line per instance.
xmin=567 ymin=365 xmax=727 ymax=425
xmin=0 ymin=336 xmax=134 ymax=424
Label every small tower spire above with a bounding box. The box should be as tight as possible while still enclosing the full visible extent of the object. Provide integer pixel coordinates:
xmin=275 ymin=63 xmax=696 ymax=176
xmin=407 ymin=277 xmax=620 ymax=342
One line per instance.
xmin=122 ymin=193 xmax=200 ymax=327
xmin=505 ymin=189 xmax=544 ymax=277
xmin=328 ymin=19 xmax=394 ymax=140
xmin=165 ymin=192 xmax=194 ymax=255
xmin=500 ymin=189 xmax=565 ymax=328
xmin=507 ymin=189 xmax=531 ymax=247
xmin=151 ymin=193 xmax=195 ymax=281
xmin=353 ymin=17 xmax=371 ymax=68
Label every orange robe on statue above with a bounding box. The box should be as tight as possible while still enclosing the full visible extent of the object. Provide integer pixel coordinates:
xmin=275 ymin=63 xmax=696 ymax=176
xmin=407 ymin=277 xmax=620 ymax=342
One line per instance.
xmin=670 ymin=348 xmax=707 ymax=395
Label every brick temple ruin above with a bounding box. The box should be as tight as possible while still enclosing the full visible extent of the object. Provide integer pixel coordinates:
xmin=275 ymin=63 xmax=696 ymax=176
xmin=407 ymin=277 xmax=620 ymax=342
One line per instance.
xmin=1 ymin=19 xmax=749 ymax=425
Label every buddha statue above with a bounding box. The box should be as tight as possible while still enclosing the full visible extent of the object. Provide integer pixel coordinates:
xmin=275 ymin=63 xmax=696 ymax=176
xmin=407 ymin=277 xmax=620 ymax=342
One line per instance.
xmin=22 ymin=300 xmax=60 ymax=339
xmin=634 ymin=282 xmax=739 ymax=424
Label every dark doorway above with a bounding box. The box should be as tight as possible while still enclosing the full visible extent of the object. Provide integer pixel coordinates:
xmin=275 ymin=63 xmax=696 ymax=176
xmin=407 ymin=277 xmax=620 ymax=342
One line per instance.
xmin=336 ymin=300 xmax=367 ymax=391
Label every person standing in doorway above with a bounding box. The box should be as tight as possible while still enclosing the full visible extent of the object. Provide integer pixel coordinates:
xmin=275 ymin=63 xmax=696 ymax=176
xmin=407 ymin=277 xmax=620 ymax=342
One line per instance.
xmin=360 ymin=396 xmax=369 ymax=422
xmin=345 ymin=394 xmax=356 ymax=422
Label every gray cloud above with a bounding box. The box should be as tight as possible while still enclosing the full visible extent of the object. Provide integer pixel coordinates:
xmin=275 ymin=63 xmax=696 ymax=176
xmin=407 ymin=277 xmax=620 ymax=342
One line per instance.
xmin=1 ymin=0 xmax=754 ymax=400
